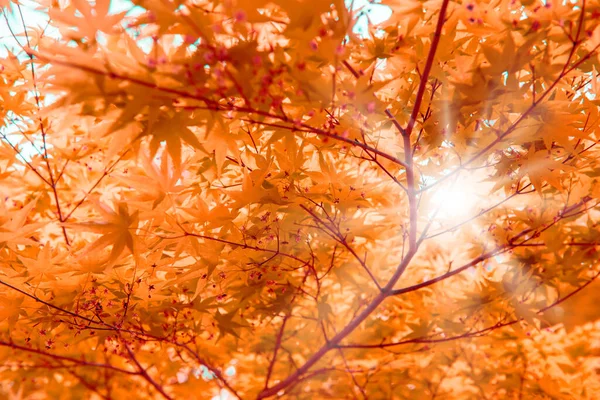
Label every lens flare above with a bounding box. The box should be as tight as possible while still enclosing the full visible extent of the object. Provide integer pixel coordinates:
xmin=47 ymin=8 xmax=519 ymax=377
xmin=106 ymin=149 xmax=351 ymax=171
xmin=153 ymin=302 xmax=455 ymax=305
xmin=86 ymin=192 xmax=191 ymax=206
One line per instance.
xmin=429 ymin=175 xmax=483 ymax=221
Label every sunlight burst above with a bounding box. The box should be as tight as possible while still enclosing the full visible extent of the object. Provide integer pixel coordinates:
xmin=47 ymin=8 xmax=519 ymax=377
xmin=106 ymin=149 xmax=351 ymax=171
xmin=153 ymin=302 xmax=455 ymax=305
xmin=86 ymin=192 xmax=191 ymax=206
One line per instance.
xmin=428 ymin=175 xmax=485 ymax=221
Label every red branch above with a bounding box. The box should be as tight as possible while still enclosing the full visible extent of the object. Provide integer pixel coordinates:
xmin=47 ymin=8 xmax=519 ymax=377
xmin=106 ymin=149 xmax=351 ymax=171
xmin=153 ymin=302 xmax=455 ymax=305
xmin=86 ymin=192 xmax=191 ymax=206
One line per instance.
xmin=257 ymin=2 xmax=451 ymax=397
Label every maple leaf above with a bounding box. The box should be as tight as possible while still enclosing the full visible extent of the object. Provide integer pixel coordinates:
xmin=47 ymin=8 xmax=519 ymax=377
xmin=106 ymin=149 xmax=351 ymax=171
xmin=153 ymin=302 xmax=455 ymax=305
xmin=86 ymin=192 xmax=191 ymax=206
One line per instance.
xmin=533 ymin=101 xmax=589 ymax=151
xmin=64 ymin=198 xmax=139 ymax=268
xmin=0 ymin=293 xmax=24 ymax=326
xmin=17 ymin=243 xmax=67 ymax=283
xmin=200 ymin=119 xmax=244 ymax=174
xmin=227 ymin=167 xmax=286 ymax=207
xmin=0 ymin=199 xmax=44 ymax=250
xmin=214 ymin=310 xmax=246 ymax=340
xmin=518 ymin=150 xmax=574 ymax=194
xmin=145 ymin=109 xmax=204 ymax=167
xmin=116 ymin=151 xmax=184 ymax=209
xmin=49 ymin=0 xmax=126 ymax=42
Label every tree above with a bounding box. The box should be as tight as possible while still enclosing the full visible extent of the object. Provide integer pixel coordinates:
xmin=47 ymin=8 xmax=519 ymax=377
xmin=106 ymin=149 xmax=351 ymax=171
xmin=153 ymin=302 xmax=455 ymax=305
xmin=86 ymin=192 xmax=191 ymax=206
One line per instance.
xmin=1 ymin=0 xmax=600 ymax=398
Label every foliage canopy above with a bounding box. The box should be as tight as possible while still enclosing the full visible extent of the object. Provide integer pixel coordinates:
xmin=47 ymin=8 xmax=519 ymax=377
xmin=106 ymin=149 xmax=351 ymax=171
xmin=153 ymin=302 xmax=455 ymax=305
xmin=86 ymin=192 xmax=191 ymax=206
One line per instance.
xmin=2 ymin=0 xmax=600 ymax=398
